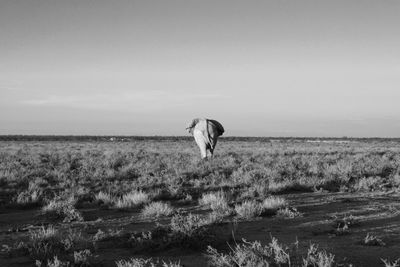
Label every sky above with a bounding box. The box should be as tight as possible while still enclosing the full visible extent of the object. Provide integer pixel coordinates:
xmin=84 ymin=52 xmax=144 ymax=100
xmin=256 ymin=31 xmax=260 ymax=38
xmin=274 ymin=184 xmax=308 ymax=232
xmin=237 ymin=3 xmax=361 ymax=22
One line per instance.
xmin=1 ymin=0 xmax=400 ymax=137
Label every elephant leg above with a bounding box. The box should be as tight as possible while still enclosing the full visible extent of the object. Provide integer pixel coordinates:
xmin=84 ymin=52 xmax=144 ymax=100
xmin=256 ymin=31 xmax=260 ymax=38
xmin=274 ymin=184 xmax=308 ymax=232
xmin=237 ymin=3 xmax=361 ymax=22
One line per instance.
xmin=208 ymin=137 xmax=217 ymax=158
xmin=194 ymin=130 xmax=207 ymax=159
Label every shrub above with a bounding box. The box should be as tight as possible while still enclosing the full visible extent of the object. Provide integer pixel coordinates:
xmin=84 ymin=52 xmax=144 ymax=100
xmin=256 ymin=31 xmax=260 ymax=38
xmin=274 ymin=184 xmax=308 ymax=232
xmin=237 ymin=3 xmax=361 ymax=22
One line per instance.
xmin=114 ymin=191 xmax=150 ymax=209
xmin=29 ymin=225 xmax=62 ymax=260
xmin=92 ymin=228 xmax=122 ymax=242
xmin=207 ymin=237 xmax=335 ymax=267
xmin=30 ymin=225 xmax=59 ymax=244
xmin=363 ymin=233 xmax=385 ymax=246
xmin=116 ymin=258 xmax=152 ymax=267
xmin=199 ymin=191 xmax=232 ymax=217
xmin=115 ymin=258 xmax=182 ymax=267
xmin=73 ymin=249 xmax=93 ymax=265
xmin=235 ymin=200 xmax=263 ymax=219
xmin=141 ymin=202 xmax=174 ymax=218
xmin=276 ymin=207 xmax=302 ymax=219
xmin=262 ymin=196 xmax=287 ymax=215
xmin=16 ymin=189 xmax=42 ymax=205
xmin=303 ymin=244 xmax=335 ymax=267
xmin=44 ymin=256 xmax=70 ymax=267
xmin=170 ymin=213 xmax=205 ymax=237
xmin=381 ymin=258 xmax=400 ymax=267
xmin=207 ymin=237 xmax=290 ymax=266
xmin=94 ymin=191 xmax=114 ymax=205
xmin=42 ymin=195 xmax=83 ymax=222
xmin=333 ymin=214 xmax=359 ymax=229
xmin=28 ymin=226 xmax=84 ymax=261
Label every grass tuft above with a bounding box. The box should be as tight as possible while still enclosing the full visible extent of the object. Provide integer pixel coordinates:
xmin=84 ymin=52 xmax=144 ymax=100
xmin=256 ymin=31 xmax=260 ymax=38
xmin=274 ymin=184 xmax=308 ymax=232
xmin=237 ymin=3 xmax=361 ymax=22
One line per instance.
xmin=364 ymin=233 xmax=385 ymax=246
xmin=114 ymin=191 xmax=150 ymax=209
xmin=235 ymin=200 xmax=263 ymax=219
xmin=262 ymin=196 xmax=287 ymax=215
xmin=199 ymin=191 xmax=233 ymax=218
xmin=141 ymin=201 xmax=174 ymax=218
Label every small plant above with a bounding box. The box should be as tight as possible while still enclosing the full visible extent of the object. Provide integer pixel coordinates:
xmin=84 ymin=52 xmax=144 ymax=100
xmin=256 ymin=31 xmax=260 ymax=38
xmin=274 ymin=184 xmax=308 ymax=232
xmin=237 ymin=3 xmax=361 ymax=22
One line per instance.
xmin=92 ymin=228 xmax=123 ymax=242
xmin=382 ymin=258 xmax=400 ymax=267
xmin=303 ymin=244 xmax=335 ymax=267
xmin=199 ymin=191 xmax=233 ymax=217
xmin=61 ymin=228 xmax=84 ymax=251
xmin=363 ymin=233 xmax=385 ymax=246
xmin=262 ymin=196 xmax=287 ymax=215
xmin=116 ymin=258 xmax=152 ymax=267
xmin=114 ymin=191 xmax=150 ymax=209
xmin=29 ymin=225 xmax=59 ymax=244
xmin=333 ymin=214 xmax=359 ymax=228
xmin=199 ymin=191 xmax=226 ymax=207
xmin=207 ymin=237 xmax=291 ymax=266
xmin=46 ymin=256 xmax=70 ymax=267
xmin=235 ymin=200 xmax=263 ymax=219
xmin=16 ymin=188 xmax=42 ymax=205
xmin=28 ymin=226 xmax=84 ymax=260
xmin=74 ymin=249 xmax=92 ymax=265
xmin=170 ymin=213 xmax=205 ymax=237
xmin=115 ymin=257 xmax=182 ymax=267
xmin=333 ymin=224 xmax=350 ymax=236
xmin=42 ymin=195 xmax=83 ymax=222
xmin=276 ymin=207 xmax=302 ymax=219
xmin=141 ymin=202 xmax=174 ymax=218
xmin=207 ymin=237 xmax=336 ymax=267
xmin=94 ymin=191 xmax=114 ymax=205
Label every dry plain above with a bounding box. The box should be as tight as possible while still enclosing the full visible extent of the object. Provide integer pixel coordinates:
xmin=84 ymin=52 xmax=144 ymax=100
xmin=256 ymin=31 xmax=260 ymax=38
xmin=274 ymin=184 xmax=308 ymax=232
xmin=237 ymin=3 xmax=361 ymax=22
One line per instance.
xmin=0 ymin=138 xmax=399 ymax=266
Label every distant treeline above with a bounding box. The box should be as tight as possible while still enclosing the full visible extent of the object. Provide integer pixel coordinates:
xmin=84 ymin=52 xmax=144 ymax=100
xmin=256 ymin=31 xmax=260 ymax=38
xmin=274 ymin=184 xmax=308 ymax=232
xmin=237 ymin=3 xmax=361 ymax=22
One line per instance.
xmin=0 ymin=135 xmax=399 ymax=142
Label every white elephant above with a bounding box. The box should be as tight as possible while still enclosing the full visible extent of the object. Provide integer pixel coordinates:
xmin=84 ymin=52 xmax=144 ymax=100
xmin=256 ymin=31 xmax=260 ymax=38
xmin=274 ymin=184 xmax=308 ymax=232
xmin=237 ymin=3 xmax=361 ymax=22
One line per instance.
xmin=186 ymin=118 xmax=224 ymax=159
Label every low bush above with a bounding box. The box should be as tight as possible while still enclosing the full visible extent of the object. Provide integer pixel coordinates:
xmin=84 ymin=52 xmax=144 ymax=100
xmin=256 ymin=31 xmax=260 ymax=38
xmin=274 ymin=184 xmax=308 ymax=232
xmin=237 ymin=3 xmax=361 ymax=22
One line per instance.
xmin=42 ymin=195 xmax=83 ymax=222
xmin=114 ymin=191 xmax=150 ymax=209
xmin=116 ymin=257 xmax=182 ymax=267
xmin=207 ymin=237 xmax=335 ymax=267
xmin=363 ymin=233 xmax=385 ymax=246
xmin=262 ymin=196 xmax=287 ymax=215
xmin=199 ymin=191 xmax=233 ymax=218
xmin=141 ymin=202 xmax=174 ymax=218
xmin=94 ymin=191 xmax=114 ymax=206
xmin=235 ymin=200 xmax=263 ymax=219
xmin=276 ymin=207 xmax=303 ymax=219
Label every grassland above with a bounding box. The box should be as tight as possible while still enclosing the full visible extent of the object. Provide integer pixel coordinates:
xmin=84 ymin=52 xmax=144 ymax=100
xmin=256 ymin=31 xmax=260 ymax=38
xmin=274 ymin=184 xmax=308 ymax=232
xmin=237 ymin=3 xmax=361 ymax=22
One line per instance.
xmin=0 ymin=138 xmax=400 ymax=266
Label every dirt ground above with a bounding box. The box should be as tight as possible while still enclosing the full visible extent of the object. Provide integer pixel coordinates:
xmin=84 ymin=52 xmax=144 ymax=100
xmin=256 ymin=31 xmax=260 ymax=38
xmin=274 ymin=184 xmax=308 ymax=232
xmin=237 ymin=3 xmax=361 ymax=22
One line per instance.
xmin=1 ymin=191 xmax=399 ymax=266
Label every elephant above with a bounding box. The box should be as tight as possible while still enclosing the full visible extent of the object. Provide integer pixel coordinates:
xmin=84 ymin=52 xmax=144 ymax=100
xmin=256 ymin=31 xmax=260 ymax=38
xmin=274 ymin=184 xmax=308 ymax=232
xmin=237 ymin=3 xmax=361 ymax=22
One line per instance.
xmin=186 ymin=118 xmax=224 ymax=159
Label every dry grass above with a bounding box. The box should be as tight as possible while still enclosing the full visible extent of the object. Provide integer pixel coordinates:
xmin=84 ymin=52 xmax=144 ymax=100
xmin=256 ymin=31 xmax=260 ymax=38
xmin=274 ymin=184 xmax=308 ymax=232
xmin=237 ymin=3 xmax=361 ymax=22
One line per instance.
xmin=262 ymin=196 xmax=287 ymax=214
xmin=42 ymin=195 xmax=83 ymax=222
xmin=207 ymin=237 xmax=335 ymax=267
xmin=141 ymin=202 xmax=174 ymax=218
xmin=382 ymin=258 xmax=400 ymax=267
xmin=95 ymin=191 xmax=114 ymax=205
xmin=199 ymin=191 xmax=232 ymax=217
xmin=364 ymin=233 xmax=385 ymax=246
xmin=235 ymin=200 xmax=263 ymax=219
xmin=276 ymin=207 xmax=303 ymax=219
xmin=114 ymin=191 xmax=150 ymax=209
xmin=116 ymin=258 xmax=182 ymax=267
xmin=29 ymin=225 xmax=59 ymax=243
xmin=1 ymin=139 xmax=400 ymax=266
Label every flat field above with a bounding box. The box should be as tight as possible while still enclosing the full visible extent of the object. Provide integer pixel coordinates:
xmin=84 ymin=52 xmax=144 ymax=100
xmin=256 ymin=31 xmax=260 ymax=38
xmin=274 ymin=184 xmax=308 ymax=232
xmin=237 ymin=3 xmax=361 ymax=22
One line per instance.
xmin=0 ymin=138 xmax=400 ymax=266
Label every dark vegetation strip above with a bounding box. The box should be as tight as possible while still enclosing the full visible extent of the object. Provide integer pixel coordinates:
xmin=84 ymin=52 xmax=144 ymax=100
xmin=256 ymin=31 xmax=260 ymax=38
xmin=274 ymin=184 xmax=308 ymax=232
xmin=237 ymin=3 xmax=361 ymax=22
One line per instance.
xmin=1 ymin=135 xmax=400 ymax=142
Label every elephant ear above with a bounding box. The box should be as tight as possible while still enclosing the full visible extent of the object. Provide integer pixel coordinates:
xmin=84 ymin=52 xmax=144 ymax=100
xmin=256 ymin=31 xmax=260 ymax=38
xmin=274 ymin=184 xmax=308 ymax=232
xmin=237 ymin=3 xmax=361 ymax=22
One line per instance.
xmin=209 ymin=119 xmax=224 ymax=136
xmin=186 ymin=118 xmax=200 ymax=131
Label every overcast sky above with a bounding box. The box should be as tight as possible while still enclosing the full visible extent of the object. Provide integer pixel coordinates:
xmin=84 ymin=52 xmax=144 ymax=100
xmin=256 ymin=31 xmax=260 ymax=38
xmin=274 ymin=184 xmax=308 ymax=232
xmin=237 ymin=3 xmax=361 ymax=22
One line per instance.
xmin=1 ymin=0 xmax=399 ymax=137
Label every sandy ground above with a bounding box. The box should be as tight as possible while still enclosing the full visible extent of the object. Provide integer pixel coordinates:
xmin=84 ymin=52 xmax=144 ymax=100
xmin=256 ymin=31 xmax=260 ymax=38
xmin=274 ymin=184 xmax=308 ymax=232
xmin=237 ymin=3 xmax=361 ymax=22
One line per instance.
xmin=1 ymin=191 xmax=399 ymax=266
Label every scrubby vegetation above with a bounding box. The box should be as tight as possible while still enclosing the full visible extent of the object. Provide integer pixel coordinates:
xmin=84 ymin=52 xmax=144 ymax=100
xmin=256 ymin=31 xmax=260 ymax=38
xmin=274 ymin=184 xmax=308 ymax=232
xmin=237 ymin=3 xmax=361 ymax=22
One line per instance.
xmin=141 ymin=202 xmax=174 ymax=218
xmin=0 ymin=138 xmax=399 ymax=266
xmin=207 ymin=238 xmax=335 ymax=267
